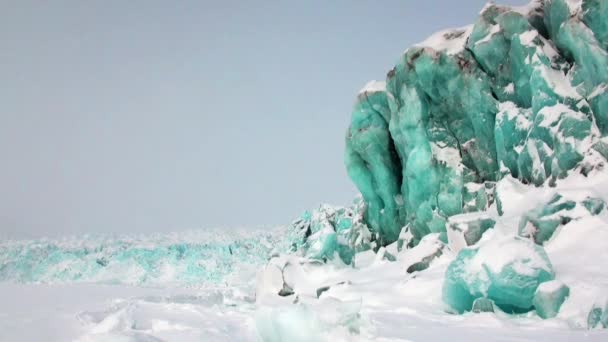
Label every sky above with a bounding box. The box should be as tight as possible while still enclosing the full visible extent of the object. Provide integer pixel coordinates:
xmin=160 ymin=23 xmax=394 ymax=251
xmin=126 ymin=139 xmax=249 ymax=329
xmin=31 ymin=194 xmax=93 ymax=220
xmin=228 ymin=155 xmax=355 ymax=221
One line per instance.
xmin=0 ymin=0 xmax=528 ymax=238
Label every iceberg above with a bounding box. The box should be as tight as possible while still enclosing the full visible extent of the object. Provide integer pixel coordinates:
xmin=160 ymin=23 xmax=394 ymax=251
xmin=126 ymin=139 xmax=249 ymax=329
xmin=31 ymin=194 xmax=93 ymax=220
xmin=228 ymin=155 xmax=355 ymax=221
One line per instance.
xmin=256 ymin=0 xmax=608 ymax=335
xmin=345 ymin=0 xmax=608 ymax=246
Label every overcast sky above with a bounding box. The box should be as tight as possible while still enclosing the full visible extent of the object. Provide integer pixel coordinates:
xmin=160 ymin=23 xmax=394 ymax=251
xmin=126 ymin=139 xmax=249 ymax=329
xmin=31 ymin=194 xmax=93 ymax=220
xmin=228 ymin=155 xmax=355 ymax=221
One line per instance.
xmin=0 ymin=0 xmax=527 ymax=238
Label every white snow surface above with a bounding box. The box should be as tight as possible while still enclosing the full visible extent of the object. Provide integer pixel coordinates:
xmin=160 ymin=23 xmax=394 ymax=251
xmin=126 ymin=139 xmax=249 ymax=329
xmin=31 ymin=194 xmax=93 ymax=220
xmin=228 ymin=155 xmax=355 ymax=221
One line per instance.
xmin=359 ymin=80 xmax=386 ymax=95
xmin=3 ymin=172 xmax=608 ymax=340
xmin=413 ymin=25 xmax=473 ymax=55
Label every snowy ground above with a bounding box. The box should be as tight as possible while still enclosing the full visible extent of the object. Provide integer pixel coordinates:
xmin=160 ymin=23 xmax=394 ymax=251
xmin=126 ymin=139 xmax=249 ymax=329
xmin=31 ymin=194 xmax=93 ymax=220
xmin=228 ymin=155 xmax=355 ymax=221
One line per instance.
xmin=0 ymin=282 xmax=255 ymax=341
xmin=0 ymin=269 xmax=606 ymax=341
xmin=3 ymin=171 xmax=608 ymax=341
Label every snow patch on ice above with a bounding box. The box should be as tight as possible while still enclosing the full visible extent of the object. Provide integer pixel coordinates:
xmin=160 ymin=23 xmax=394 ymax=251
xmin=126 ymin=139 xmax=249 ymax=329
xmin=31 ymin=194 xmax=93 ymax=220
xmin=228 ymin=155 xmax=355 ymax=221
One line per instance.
xmin=359 ymin=80 xmax=386 ymax=95
xmin=413 ymin=25 xmax=473 ymax=55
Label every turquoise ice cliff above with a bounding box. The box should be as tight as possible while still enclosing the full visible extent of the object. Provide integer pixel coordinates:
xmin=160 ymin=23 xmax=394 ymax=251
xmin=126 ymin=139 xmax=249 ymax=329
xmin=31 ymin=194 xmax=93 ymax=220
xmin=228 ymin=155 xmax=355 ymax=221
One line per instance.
xmin=274 ymin=0 xmax=608 ymax=326
xmin=345 ymin=0 xmax=608 ymax=246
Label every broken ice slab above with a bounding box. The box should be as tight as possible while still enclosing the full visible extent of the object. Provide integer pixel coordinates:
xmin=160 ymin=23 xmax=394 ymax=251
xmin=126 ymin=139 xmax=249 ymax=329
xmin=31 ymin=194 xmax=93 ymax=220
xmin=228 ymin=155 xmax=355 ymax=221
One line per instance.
xmin=402 ymin=233 xmax=444 ymax=274
xmin=396 ymin=224 xmax=414 ymax=252
xmin=582 ymin=196 xmax=606 ymax=215
xmin=287 ymin=201 xmax=373 ymax=265
xmin=374 ymin=246 xmax=397 ymax=263
xmin=443 ymin=236 xmax=554 ymax=314
xmin=446 ymin=212 xmax=496 ymax=253
xmin=463 ymin=182 xmax=496 ymax=213
xmin=533 ymin=280 xmax=570 ymax=319
xmin=519 ymin=193 xmax=606 ymax=245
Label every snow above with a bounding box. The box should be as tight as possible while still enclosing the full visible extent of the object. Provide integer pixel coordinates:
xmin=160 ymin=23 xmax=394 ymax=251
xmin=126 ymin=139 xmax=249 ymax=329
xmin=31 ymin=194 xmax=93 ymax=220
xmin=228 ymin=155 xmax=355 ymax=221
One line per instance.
xmin=520 ymin=30 xmax=538 ymax=46
xmin=0 ymin=282 xmax=257 ymax=341
xmin=498 ymin=101 xmax=532 ymax=130
xmin=359 ymin=80 xmax=386 ymax=95
xmin=413 ymin=25 xmax=473 ymax=56
xmin=511 ymin=0 xmax=543 ymax=16
xmin=430 ymin=142 xmax=463 ymax=170
xmin=3 ymin=169 xmax=608 ymax=341
xmin=538 ymin=279 xmax=567 ymax=293
xmin=475 ymin=25 xmax=501 ymax=46
xmin=589 ymin=84 xmax=607 ymax=99
xmin=538 ymin=65 xmax=582 ymax=99
xmin=565 ymin=0 xmax=583 ymax=14
xmin=537 ymin=103 xmax=586 ymax=129
xmin=467 ymin=236 xmax=552 ymax=276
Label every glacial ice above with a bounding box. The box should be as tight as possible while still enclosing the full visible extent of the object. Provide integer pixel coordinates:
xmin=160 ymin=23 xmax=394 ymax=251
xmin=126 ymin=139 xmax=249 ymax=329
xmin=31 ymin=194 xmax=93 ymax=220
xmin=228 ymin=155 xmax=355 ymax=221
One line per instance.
xmin=0 ymin=230 xmax=282 ymax=286
xmin=518 ymin=193 xmax=606 ymax=244
xmin=286 ymin=201 xmax=372 ymax=265
xmin=446 ymin=212 xmax=496 ymax=252
xmin=267 ymin=1 xmax=608 ymax=327
xmin=442 ymin=236 xmax=554 ymax=314
xmin=402 ymin=233 xmax=444 ymax=273
xmin=345 ymin=0 xmax=608 ymax=246
xmin=533 ymin=280 xmax=570 ymax=319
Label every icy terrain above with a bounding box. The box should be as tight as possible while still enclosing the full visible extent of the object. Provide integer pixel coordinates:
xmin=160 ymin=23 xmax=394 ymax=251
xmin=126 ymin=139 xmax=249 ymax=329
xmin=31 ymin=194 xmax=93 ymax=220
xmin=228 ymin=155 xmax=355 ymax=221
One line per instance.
xmin=2 ymin=173 xmax=608 ymax=340
xmin=0 ymin=229 xmax=284 ymax=341
xmin=3 ymin=0 xmax=608 ymax=340
xmin=2 ymin=171 xmax=608 ymax=341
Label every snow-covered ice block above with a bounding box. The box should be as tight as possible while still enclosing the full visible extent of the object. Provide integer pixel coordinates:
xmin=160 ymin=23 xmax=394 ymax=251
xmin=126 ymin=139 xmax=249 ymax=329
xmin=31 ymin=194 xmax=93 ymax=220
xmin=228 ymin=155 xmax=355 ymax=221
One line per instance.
xmin=287 ymin=202 xmax=372 ymax=265
xmin=519 ymin=193 xmax=606 ymax=244
xmin=582 ymin=196 xmax=606 ymax=215
xmin=533 ymin=280 xmax=570 ymax=319
xmin=374 ymin=246 xmax=396 ymax=263
xmin=463 ymin=181 xmax=496 ymax=213
xmin=396 ymin=224 xmax=414 ymax=252
xmin=402 ymin=233 xmax=444 ymax=274
xmin=443 ymin=236 xmax=554 ymax=314
xmin=446 ymin=212 xmax=495 ymax=253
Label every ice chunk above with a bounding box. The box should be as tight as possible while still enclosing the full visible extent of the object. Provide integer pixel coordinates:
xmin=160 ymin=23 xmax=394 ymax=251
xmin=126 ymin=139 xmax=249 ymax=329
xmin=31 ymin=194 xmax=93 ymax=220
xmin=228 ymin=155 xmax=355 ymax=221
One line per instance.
xmin=443 ymin=236 xmax=554 ymax=313
xmin=446 ymin=212 xmax=495 ymax=253
xmin=519 ymin=193 xmax=606 ymax=244
xmin=518 ymin=194 xmax=576 ymax=244
xmin=396 ymin=225 xmax=414 ymax=252
xmin=374 ymin=246 xmax=396 ymax=263
xmin=344 ymin=0 xmax=606 ymax=246
xmin=286 ymin=201 xmax=372 ymax=264
xmin=402 ymin=233 xmax=444 ymax=274
xmin=533 ymin=280 xmax=570 ymax=319
xmin=462 ymin=181 xmax=496 ymax=213
xmin=582 ymin=196 xmax=606 ymax=215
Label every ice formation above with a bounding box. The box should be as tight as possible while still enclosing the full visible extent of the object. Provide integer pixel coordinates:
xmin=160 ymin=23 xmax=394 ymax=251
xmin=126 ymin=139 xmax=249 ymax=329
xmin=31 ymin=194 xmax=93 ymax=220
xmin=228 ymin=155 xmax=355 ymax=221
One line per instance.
xmin=3 ymin=1 xmax=608 ymax=339
xmin=286 ymin=201 xmax=372 ymax=265
xmin=259 ymin=0 xmax=608 ymax=333
xmin=443 ymin=236 xmax=555 ymax=314
xmin=533 ymin=280 xmax=570 ymax=318
xmin=345 ymin=0 xmax=608 ymax=245
xmin=518 ymin=192 xmax=605 ymax=244
xmin=0 ymin=229 xmax=283 ymax=286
